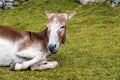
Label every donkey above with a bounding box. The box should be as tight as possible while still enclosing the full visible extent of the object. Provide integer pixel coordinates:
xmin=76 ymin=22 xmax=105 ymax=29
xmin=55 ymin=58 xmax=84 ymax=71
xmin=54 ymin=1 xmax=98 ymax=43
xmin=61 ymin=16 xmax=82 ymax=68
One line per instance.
xmin=0 ymin=10 xmax=76 ymax=71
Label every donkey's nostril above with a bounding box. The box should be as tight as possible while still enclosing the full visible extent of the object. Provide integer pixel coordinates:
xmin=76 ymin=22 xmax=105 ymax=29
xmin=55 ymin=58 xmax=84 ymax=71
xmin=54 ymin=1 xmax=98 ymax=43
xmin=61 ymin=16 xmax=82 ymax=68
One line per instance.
xmin=54 ymin=44 xmax=56 ymax=47
xmin=49 ymin=44 xmax=56 ymax=48
xmin=48 ymin=44 xmax=57 ymax=53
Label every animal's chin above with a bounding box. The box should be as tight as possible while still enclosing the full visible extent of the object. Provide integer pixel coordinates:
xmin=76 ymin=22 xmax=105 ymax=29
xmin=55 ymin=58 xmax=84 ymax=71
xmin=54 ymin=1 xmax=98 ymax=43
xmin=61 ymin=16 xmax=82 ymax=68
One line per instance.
xmin=50 ymin=49 xmax=58 ymax=54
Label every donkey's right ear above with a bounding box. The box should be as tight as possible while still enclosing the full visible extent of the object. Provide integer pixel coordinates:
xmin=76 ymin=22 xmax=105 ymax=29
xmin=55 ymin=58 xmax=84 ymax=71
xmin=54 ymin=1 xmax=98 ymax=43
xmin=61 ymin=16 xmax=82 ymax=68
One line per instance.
xmin=64 ymin=11 xmax=77 ymax=20
xmin=45 ymin=10 xmax=54 ymax=19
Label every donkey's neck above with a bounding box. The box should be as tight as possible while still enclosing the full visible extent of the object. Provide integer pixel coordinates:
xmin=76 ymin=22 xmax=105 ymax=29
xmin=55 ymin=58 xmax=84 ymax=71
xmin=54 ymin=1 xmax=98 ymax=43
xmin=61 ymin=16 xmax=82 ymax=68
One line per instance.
xmin=28 ymin=28 xmax=48 ymax=41
xmin=36 ymin=28 xmax=48 ymax=47
xmin=37 ymin=28 xmax=48 ymax=40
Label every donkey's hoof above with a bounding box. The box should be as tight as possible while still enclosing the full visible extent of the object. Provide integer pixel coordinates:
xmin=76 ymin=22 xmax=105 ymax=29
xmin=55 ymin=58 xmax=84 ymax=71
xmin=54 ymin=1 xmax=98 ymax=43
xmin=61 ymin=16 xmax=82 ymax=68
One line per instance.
xmin=10 ymin=63 xmax=16 ymax=71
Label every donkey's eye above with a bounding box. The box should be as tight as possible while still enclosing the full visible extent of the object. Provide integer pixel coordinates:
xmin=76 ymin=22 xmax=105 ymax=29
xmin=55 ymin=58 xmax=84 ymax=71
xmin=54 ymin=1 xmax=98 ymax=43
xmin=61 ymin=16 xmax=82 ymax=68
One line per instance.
xmin=60 ymin=26 xmax=65 ymax=29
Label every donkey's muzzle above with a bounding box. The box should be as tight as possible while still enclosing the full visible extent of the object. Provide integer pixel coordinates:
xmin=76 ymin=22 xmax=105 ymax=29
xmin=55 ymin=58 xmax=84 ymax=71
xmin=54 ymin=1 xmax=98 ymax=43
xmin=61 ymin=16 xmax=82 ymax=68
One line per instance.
xmin=48 ymin=44 xmax=58 ymax=54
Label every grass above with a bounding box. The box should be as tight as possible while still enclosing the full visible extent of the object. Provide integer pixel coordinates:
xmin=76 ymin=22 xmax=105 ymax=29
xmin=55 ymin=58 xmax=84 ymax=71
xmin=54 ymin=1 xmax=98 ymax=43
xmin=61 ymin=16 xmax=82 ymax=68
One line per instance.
xmin=0 ymin=0 xmax=120 ymax=80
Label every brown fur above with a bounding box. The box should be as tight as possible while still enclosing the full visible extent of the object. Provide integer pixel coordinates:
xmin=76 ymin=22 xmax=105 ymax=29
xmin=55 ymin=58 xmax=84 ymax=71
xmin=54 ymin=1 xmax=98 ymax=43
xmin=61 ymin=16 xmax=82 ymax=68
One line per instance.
xmin=57 ymin=26 xmax=66 ymax=44
xmin=0 ymin=25 xmax=25 ymax=42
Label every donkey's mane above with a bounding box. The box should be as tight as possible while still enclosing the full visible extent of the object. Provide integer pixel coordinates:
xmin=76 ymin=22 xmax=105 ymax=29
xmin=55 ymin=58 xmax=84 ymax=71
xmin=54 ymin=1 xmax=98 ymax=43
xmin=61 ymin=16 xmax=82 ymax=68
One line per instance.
xmin=0 ymin=25 xmax=48 ymax=43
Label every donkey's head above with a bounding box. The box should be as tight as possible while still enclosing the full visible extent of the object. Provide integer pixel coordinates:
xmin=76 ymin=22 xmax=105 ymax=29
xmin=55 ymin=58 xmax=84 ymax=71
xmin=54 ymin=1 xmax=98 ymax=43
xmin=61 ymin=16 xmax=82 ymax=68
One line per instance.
xmin=45 ymin=10 xmax=76 ymax=54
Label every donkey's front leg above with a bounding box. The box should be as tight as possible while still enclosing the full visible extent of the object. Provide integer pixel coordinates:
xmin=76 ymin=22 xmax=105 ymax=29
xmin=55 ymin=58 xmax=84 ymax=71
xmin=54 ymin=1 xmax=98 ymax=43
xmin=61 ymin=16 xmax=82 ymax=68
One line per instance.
xmin=30 ymin=61 xmax=58 ymax=71
xmin=10 ymin=50 xmax=45 ymax=71
xmin=12 ymin=57 xmax=41 ymax=71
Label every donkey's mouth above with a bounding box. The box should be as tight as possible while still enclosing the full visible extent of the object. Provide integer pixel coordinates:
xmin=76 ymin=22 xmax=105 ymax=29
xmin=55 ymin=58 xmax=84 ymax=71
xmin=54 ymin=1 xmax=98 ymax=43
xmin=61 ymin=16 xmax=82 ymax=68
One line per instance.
xmin=51 ymin=49 xmax=58 ymax=54
xmin=48 ymin=47 xmax=58 ymax=54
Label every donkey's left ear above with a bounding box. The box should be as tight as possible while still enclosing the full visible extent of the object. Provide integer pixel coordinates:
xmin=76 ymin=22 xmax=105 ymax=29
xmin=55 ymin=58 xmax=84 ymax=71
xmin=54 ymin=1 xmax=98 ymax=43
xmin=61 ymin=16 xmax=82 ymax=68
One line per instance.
xmin=45 ymin=9 xmax=54 ymax=19
xmin=64 ymin=11 xmax=76 ymax=20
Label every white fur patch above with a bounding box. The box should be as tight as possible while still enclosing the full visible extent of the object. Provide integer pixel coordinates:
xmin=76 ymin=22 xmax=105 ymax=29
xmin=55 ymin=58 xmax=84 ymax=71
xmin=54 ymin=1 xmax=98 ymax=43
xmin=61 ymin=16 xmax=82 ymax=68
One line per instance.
xmin=0 ymin=39 xmax=23 ymax=66
xmin=48 ymin=18 xmax=60 ymax=48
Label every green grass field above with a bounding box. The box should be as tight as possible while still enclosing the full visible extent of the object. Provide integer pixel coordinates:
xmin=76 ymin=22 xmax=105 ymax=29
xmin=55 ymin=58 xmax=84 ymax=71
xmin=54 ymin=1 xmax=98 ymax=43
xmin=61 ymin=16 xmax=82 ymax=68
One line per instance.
xmin=0 ymin=0 xmax=120 ymax=80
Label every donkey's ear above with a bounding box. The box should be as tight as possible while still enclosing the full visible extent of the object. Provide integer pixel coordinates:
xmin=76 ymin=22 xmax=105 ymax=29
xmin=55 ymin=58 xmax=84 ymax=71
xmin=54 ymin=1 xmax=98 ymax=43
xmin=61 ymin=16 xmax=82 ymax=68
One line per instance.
xmin=64 ymin=11 xmax=76 ymax=20
xmin=45 ymin=10 xmax=54 ymax=19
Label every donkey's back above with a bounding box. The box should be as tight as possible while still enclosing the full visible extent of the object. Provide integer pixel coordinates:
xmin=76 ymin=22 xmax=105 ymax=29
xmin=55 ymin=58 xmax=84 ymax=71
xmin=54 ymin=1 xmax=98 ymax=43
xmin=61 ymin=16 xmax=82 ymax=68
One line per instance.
xmin=0 ymin=25 xmax=27 ymax=41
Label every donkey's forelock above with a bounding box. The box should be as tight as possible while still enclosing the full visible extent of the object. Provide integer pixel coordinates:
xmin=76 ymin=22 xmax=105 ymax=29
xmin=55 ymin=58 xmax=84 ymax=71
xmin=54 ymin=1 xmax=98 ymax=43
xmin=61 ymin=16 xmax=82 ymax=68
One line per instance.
xmin=47 ymin=14 xmax=66 ymax=26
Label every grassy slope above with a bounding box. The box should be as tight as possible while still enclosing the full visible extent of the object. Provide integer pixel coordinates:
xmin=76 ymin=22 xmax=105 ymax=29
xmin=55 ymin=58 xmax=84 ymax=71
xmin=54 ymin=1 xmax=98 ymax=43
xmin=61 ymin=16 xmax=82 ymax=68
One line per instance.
xmin=0 ymin=0 xmax=120 ymax=80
